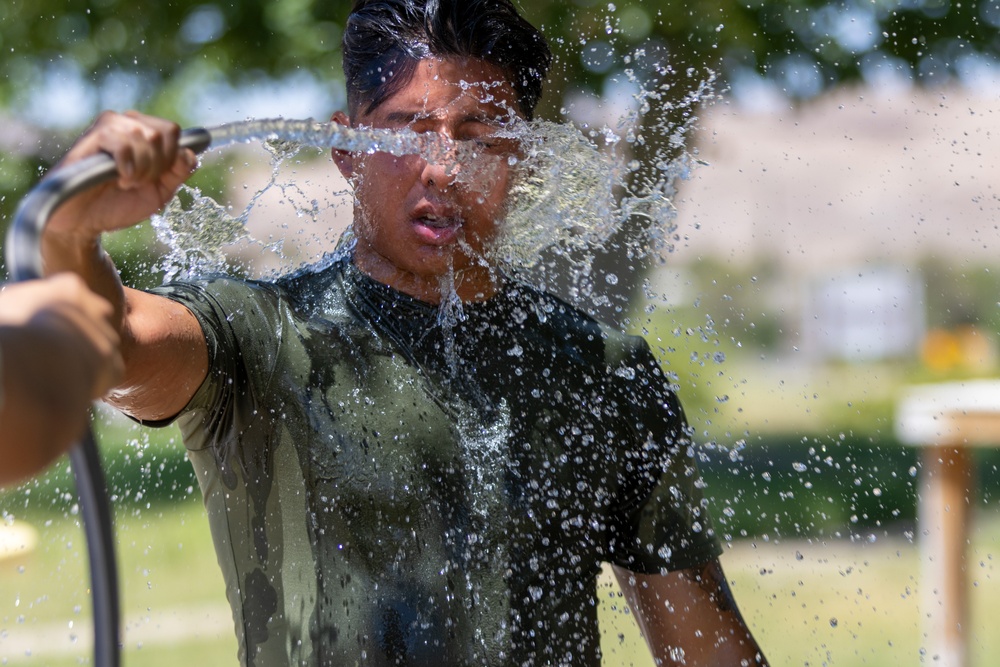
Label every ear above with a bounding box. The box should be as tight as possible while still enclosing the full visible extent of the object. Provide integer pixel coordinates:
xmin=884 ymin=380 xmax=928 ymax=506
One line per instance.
xmin=330 ymin=111 xmax=355 ymax=181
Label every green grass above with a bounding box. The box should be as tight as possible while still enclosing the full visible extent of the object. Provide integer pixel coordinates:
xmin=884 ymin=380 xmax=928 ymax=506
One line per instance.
xmin=0 ymin=498 xmax=236 ymax=666
xmin=4 ymin=499 xmax=1000 ymax=665
xmin=605 ymin=509 xmax=1000 ymax=666
xmin=3 ymin=414 xmax=1000 ymax=665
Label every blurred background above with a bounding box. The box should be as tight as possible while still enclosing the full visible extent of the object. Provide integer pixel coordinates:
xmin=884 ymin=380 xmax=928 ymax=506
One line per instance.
xmin=2 ymin=0 xmax=1000 ymax=665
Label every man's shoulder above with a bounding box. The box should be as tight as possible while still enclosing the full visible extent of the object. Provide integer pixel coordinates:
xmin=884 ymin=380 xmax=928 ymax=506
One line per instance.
xmin=273 ymin=254 xmax=351 ymax=308
xmin=152 ymin=256 xmax=354 ymax=332
xmin=505 ymin=279 xmax=649 ymax=360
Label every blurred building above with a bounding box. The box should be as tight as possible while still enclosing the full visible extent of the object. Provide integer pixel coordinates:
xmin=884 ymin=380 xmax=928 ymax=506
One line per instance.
xmin=666 ymin=86 xmax=1000 ymax=362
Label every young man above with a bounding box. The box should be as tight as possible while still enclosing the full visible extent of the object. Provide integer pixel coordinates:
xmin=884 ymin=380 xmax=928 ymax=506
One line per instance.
xmin=41 ymin=0 xmax=767 ymax=664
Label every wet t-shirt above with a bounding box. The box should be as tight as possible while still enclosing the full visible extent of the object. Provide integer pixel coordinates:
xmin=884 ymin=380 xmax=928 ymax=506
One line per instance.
xmin=153 ymin=257 xmax=720 ymax=667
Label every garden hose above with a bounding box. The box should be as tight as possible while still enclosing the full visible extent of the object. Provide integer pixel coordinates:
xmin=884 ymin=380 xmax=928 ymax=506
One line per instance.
xmin=4 ymin=127 xmax=211 ymax=667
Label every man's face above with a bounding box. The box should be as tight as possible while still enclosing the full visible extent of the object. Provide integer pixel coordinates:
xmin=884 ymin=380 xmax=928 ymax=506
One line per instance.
xmin=337 ymin=57 xmax=522 ymax=301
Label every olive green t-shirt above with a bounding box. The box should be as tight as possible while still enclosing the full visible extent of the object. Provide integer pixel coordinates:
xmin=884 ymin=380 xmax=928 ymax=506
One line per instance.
xmin=154 ymin=258 xmax=720 ymax=667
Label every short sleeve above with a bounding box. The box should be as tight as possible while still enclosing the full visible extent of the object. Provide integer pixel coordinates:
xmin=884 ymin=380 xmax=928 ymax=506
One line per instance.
xmin=147 ymin=277 xmax=283 ymax=451
xmin=605 ymin=336 xmax=722 ymax=574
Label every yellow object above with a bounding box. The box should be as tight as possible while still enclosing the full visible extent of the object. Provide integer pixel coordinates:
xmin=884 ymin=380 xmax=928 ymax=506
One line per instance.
xmin=922 ymin=328 xmax=964 ymax=372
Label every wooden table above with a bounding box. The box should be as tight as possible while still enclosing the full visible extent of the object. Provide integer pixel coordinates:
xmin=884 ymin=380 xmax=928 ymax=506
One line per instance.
xmin=896 ymin=380 xmax=1000 ymax=667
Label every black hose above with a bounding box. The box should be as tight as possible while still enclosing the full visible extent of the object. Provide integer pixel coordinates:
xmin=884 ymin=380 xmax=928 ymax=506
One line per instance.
xmin=3 ymin=127 xmax=212 ymax=667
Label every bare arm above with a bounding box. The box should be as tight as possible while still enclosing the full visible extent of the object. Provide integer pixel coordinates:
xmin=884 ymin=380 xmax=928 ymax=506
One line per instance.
xmin=0 ymin=275 xmax=123 ymax=483
xmin=614 ymin=559 xmax=768 ymax=667
xmin=40 ymin=111 xmax=206 ymax=421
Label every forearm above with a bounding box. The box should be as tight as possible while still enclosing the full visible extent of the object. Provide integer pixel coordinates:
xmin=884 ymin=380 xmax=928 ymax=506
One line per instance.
xmin=615 ymin=561 xmax=768 ymax=667
xmin=38 ymin=228 xmax=204 ymax=425
xmin=39 ymin=110 xmax=197 ymax=331
xmin=42 ymin=231 xmax=127 ymax=330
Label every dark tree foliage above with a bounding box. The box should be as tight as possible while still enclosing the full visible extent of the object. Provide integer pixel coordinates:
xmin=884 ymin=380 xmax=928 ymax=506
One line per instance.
xmin=0 ymin=0 xmax=345 ymax=104
xmin=2 ymin=1 xmax=995 ymax=122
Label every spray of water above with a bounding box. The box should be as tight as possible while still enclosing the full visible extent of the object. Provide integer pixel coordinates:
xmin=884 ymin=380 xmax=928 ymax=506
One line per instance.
xmin=150 ymin=67 xmax=715 ymax=301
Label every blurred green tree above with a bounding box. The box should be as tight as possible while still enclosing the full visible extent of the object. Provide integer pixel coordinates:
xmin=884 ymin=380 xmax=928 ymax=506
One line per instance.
xmin=5 ymin=1 xmax=990 ymax=118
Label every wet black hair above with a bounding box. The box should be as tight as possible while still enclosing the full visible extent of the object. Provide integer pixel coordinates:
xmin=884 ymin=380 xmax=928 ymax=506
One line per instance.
xmin=343 ymin=0 xmax=552 ymax=121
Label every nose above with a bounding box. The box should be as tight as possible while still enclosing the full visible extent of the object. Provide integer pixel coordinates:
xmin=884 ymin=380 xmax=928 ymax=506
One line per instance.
xmin=419 ymin=151 xmax=458 ymax=190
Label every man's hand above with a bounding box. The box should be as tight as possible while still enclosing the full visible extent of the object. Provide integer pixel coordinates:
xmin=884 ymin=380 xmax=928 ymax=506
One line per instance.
xmin=615 ymin=559 xmax=768 ymax=666
xmin=45 ymin=110 xmax=198 ymax=247
xmin=0 ymin=274 xmax=125 ymax=484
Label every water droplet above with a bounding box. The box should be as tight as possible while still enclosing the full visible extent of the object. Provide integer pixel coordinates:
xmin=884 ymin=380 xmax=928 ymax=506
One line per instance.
xmin=614 ymin=366 xmax=636 ymax=380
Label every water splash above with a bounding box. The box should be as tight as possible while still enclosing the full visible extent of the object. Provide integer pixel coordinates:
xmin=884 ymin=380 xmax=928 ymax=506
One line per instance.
xmin=457 ymin=398 xmax=511 ymax=519
xmin=150 ymin=70 xmax=713 ymax=291
xmin=151 ymin=185 xmax=255 ymax=283
xmin=206 ymin=118 xmax=454 ymax=161
xmin=150 ymin=118 xmax=517 ymax=281
xmin=499 ymin=120 xmax=618 ymax=266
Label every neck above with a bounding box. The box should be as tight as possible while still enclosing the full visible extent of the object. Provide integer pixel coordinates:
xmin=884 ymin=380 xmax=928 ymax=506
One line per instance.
xmin=352 ymin=250 xmax=499 ymax=304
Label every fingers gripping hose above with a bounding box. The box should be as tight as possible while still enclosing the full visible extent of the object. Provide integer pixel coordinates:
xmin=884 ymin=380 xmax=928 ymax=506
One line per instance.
xmin=4 ymin=128 xmax=211 ymax=667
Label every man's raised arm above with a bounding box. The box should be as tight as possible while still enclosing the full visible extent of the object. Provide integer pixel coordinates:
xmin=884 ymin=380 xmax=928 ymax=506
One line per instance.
xmin=41 ymin=111 xmax=207 ymax=422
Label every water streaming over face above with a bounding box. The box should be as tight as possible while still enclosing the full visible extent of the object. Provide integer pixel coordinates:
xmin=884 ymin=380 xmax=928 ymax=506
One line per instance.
xmin=150 ymin=68 xmax=714 ymax=294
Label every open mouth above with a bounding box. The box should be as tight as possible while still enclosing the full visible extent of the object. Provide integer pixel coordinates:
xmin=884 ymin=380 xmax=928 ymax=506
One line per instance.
xmin=418 ymin=213 xmax=460 ymax=229
xmin=412 ymin=214 xmax=463 ymax=245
